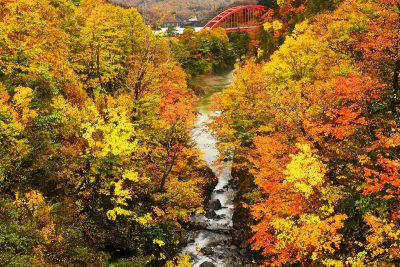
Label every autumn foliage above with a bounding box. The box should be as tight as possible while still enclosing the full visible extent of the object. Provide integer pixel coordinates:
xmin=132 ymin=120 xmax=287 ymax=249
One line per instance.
xmin=2 ymin=0 xmax=400 ymax=266
xmin=213 ymin=0 xmax=400 ymax=266
xmin=0 ymin=0 xmax=213 ymax=265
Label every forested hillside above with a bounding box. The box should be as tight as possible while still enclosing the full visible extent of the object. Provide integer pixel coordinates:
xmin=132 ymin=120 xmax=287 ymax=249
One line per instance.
xmin=213 ymin=0 xmax=400 ymax=265
xmin=0 ymin=0 xmax=215 ymax=265
xmin=1 ymin=0 xmax=400 ymax=266
xmin=110 ymin=0 xmax=237 ymax=25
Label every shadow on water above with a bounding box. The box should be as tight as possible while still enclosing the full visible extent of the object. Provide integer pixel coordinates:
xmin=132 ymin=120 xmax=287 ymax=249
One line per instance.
xmin=191 ymin=70 xmax=235 ymax=114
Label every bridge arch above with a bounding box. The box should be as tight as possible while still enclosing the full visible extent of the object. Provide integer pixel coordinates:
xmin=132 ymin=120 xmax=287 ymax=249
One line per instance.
xmin=202 ymin=5 xmax=266 ymax=33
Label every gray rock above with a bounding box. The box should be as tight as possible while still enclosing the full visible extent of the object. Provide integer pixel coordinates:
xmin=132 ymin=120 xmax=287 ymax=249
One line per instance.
xmin=208 ymin=241 xmax=221 ymax=247
xmin=200 ymin=261 xmax=215 ymax=267
xmin=216 ymin=214 xmax=226 ymax=220
xmin=239 ymin=248 xmax=248 ymax=256
xmin=185 ymin=232 xmax=197 ymax=243
xmin=200 ymin=246 xmax=213 ymax=255
xmin=205 ymin=209 xmax=217 ymax=219
xmin=208 ymin=199 xmax=222 ymax=210
xmin=194 ymin=222 xmax=209 ymax=228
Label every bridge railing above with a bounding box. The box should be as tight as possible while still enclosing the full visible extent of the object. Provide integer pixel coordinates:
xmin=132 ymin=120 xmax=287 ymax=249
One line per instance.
xmin=201 ymin=5 xmax=266 ymax=32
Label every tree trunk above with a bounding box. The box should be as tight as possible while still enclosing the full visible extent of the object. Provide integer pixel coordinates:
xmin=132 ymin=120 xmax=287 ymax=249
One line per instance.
xmin=391 ymin=10 xmax=400 ymax=119
xmin=159 ymin=126 xmax=178 ymax=191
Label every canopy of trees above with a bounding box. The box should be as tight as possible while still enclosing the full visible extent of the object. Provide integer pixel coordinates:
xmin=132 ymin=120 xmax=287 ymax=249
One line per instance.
xmin=2 ymin=0 xmax=400 ymax=266
xmin=169 ymin=28 xmax=235 ymax=77
xmin=213 ymin=0 xmax=400 ymax=266
xmin=0 ymin=0 xmax=214 ymax=265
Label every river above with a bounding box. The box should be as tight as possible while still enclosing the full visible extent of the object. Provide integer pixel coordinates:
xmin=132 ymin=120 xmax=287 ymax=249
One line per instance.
xmin=181 ymin=71 xmax=256 ymax=267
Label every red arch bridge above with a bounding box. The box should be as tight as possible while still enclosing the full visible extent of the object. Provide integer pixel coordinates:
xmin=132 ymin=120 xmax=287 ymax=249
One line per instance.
xmin=202 ymin=5 xmax=266 ymax=33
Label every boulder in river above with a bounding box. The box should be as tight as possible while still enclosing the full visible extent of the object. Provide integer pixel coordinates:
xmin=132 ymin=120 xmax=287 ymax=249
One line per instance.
xmin=223 ymin=184 xmax=230 ymax=189
xmin=239 ymin=248 xmax=248 ymax=256
xmin=205 ymin=209 xmax=217 ymax=219
xmin=208 ymin=199 xmax=222 ymax=210
xmin=195 ymin=222 xmax=209 ymax=228
xmin=200 ymin=246 xmax=214 ymax=255
xmin=216 ymin=214 xmax=226 ymax=220
xmin=199 ymin=261 xmax=215 ymax=267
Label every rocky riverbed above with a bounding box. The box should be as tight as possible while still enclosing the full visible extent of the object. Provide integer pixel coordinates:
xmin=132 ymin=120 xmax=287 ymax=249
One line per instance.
xmin=181 ymin=71 xmax=256 ymax=267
